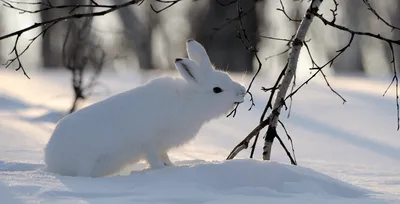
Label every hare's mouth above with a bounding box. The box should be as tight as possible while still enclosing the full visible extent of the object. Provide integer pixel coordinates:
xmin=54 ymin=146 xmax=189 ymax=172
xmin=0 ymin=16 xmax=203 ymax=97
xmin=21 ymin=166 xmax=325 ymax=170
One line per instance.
xmin=234 ymin=100 xmax=244 ymax=105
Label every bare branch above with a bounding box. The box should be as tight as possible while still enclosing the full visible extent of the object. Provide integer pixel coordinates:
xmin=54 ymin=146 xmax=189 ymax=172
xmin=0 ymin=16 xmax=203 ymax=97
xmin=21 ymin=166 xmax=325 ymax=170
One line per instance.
xmin=250 ymin=62 xmax=288 ymax=159
xmin=382 ymin=42 xmax=400 ymax=130
xmin=362 ymin=0 xmax=400 ymax=32
xmin=278 ymin=120 xmax=296 ymax=164
xmin=259 ymin=35 xmax=293 ymax=42
xmin=311 ymin=11 xmax=400 ymax=45
xmin=277 ymin=0 xmax=301 ymax=22
xmin=1 ymin=0 xmax=120 ymax=14
xmin=274 ymin=127 xmax=297 ymax=165
xmin=228 ymin=0 xmax=400 ymax=164
xmin=0 ymin=0 xmax=143 ymax=78
xmin=3 ymin=21 xmax=57 ymax=78
xmin=303 ymin=41 xmax=346 ymax=104
xmin=150 ymin=0 xmax=181 ymax=13
xmin=311 ymin=8 xmax=399 ymax=128
xmin=262 ymin=0 xmax=323 ymax=161
xmin=226 ymin=0 xmax=259 ymax=117
xmin=211 ymin=3 xmax=256 ymax=38
xmin=329 ymin=0 xmax=338 ymax=24
xmin=215 ymin=0 xmax=237 ymax=7
xmin=226 ymin=117 xmax=271 ymax=160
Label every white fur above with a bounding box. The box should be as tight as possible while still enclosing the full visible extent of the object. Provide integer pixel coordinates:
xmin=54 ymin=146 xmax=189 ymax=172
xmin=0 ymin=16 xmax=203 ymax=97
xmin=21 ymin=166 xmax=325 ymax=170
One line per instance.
xmin=44 ymin=39 xmax=246 ymax=177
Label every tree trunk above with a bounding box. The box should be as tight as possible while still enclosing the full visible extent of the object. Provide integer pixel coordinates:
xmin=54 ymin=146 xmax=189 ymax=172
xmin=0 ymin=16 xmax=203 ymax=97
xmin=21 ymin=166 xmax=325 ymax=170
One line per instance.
xmin=116 ymin=5 xmax=155 ymax=70
xmin=387 ymin=1 xmax=400 ymax=74
xmin=189 ymin=1 xmax=261 ymax=73
xmin=60 ymin=1 xmax=105 ymax=113
xmin=0 ymin=7 xmax=3 ymax=63
xmin=330 ymin=0 xmax=365 ymax=74
xmin=40 ymin=0 xmax=80 ymax=69
xmin=40 ymin=1 xmax=61 ymax=68
xmin=263 ymin=0 xmax=323 ymax=160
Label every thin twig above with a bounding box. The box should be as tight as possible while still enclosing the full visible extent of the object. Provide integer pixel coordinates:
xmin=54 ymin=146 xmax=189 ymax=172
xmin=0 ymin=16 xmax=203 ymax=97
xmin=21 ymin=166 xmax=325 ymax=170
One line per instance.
xmin=1 ymin=0 xmax=119 ymax=14
xmin=0 ymin=0 xmax=143 ymax=78
xmin=278 ymin=120 xmax=296 ymax=164
xmin=303 ymin=41 xmax=346 ymax=104
xmin=227 ymin=117 xmax=271 ymax=160
xmin=226 ymin=0 xmax=259 ymax=117
xmin=362 ymin=0 xmax=400 ymax=32
xmin=383 ymin=42 xmax=399 ymax=130
xmin=277 ymin=0 xmax=302 ymax=22
xmin=249 ymin=62 xmax=288 ymax=158
xmin=150 ymin=0 xmax=181 ymax=13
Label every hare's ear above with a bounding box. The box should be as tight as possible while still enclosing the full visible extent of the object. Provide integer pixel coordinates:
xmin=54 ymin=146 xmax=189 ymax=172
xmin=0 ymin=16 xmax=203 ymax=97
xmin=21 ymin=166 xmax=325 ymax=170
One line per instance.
xmin=186 ymin=39 xmax=213 ymax=71
xmin=175 ymin=58 xmax=205 ymax=84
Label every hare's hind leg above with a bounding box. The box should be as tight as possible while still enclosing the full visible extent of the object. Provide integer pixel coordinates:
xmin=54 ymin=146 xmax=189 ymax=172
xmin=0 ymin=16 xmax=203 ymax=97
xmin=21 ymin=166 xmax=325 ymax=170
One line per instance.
xmin=160 ymin=152 xmax=174 ymax=166
xmin=85 ymin=154 xmax=127 ymax=177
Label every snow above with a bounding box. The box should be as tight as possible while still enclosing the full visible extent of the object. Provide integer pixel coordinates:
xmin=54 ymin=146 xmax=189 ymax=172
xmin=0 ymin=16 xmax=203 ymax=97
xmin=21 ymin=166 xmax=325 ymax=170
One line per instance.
xmin=0 ymin=69 xmax=399 ymax=203
xmin=0 ymin=160 xmax=386 ymax=204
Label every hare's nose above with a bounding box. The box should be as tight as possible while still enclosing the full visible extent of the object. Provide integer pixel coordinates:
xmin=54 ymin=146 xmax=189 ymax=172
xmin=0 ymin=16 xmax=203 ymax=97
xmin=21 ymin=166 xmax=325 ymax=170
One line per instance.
xmin=235 ymin=84 xmax=246 ymax=96
xmin=237 ymin=91 xmax=246 ymax=97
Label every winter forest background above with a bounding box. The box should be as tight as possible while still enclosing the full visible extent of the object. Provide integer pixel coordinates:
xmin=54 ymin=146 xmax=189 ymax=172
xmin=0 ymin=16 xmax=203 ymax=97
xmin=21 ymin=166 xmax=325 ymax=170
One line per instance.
xmin=1 ymin=0 xmax=399 ymax=77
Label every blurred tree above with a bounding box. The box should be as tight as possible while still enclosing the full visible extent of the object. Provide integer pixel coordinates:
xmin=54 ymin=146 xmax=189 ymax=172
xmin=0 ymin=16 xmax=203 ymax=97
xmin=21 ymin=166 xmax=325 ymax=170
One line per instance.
xmin=387 ymin=1 xmax=400 ymax=73
xmin=189 ymin=0 xmax=262 ymax=73
xmin=40 ymin=0 xmax=80 ymax=69
xmin=62 ymin=6 xmax=105 ymax=113
xmin=329 ymin=0 xmax=365 ymax=74
xmin=0 ymin=7 xmax=3 ymax=63
xmin=116 ymin=5 xmax=156 ymax=70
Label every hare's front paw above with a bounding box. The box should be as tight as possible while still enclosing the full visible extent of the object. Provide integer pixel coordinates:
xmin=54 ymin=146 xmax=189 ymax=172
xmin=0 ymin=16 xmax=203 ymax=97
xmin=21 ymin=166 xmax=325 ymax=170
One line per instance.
xmin=164 ymin=162 xmax=174 ymax=167
xmin=147 ymin=158 xmax=165 ymax=169
xmin=146 ymin=150 xmax=175 ymax=169
xmin=161 ymin=152 xmax=174 ymax=167
xmin=146 ymin=150 xmax=166 ymax=169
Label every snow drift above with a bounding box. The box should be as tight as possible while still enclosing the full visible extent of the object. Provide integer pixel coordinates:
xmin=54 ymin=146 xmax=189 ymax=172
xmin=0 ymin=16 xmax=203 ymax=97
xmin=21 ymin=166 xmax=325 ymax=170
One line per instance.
xmin=0 ymin=159 xmax=385 ymax=204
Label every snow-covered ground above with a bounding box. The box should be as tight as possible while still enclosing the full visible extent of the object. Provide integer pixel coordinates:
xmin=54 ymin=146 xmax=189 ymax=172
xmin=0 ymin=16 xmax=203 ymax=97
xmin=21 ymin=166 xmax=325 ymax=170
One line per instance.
xmin=0 ymin=69 xmax=399 ymax=203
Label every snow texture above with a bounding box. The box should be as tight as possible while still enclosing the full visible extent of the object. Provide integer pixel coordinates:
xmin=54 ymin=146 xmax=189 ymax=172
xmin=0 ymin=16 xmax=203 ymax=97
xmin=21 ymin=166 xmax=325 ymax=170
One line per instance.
xmin=0 ymin=69 xmax=399 ymax=203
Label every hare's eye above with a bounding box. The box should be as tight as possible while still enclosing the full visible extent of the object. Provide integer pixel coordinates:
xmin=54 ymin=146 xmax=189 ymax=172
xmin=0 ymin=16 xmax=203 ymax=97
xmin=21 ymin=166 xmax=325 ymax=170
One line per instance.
xmin=213 ymin=87 xmax=223 ymax=93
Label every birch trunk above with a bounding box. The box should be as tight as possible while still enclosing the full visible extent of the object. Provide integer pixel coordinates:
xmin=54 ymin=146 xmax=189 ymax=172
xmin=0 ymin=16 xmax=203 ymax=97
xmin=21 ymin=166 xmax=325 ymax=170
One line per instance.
xmin=262 ymin=0 xmax=323 ymax=160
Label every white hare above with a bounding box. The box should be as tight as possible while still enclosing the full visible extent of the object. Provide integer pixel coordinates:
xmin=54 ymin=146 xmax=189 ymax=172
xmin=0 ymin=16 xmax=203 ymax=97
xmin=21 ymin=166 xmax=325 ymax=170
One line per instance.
xmin=44 ymin=39 xmax=246 ymax=177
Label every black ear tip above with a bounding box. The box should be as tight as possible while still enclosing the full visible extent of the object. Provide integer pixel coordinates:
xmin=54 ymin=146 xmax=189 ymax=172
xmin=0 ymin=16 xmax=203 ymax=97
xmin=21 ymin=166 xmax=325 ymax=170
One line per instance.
xmin=175 ymin=58 xmax=183 ymax=62
xmin=187 ymin=39 xmax=194 ymax=43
